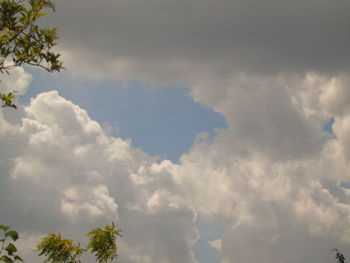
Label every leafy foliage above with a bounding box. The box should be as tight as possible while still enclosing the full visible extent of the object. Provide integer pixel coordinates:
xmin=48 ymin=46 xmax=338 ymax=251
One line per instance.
xmin=0 ymin=225 xmax=23 ymax=263
xmin=0 ymin=91 xmax=16 ymax=108
xmin=334 ymin=249 xmax=346 ymax=263
xmin=0 ymin=0 xmax=64 ymax=108
xmin=86 ymin=223 xmax=122 ymax=263
xmin=0 ymin=0 xmax=63 ymax=72
xmin=36 ymin=233 xmax=84 ymax=263
xmin=36 ymin=223 xmax=122 ymax=263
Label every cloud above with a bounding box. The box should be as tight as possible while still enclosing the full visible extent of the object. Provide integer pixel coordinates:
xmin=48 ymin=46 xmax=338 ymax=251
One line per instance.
xmin=45 ymin=0 xmax=350 ymax=83
xmin=61 ymin=184 xmax=118 ymax=220
xmin=190 ymin=73 xmax=330 ymax=161
xmin=0 ymin=90 xmax=198 ymax=263
xmin=0 ymin=66 xmax=32 ymax=95
xmin=2 ymin=1 xmax=350 ymax=259
xmin=209 ymin=239 xmax=221 ymax=251
xmin=175 ymin=72 xmax=350 ymax=262
xmin=1 ymin=69 xmax=350 ymax=263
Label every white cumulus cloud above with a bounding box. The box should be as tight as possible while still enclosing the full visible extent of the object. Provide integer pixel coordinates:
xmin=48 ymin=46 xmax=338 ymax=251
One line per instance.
xmin=0 ymin=90 xmax=198 ymax=263
xmin=2 ymin=71 xmax=350 ymax=262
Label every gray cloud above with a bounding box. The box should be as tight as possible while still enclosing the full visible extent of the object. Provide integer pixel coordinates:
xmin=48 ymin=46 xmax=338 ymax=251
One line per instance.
xmin=190 ymin=73 xmax=328 ymax=161
xmin=45 ymin=0 xmax=350 ymax=82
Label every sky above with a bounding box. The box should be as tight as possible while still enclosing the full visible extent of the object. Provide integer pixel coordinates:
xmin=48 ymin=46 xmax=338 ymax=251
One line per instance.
xmin=1 ymin=0 xmax=350 ymax=263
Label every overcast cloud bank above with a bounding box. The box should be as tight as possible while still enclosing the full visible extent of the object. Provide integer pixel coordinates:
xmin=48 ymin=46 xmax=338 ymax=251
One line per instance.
xmin=47 ymin=0 xmax=350 ymax=83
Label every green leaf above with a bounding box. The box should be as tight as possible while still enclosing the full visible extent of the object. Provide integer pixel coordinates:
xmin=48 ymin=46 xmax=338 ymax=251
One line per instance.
xmin=7 ymin=93 xmax=15 ymax=100
xmin=35 ymin=11 xmax=48 ymax=18
xmin=0 ymin=255 xmax=13 ymax=263
xmin=0 ymin=225 xmax=9 ymax=232
xmin=5 ymin=231 xmax=19 ymax=241
xmin=5 ymin=243 xmax=17 ymax=255
xmin=14 ymin=255 xmax=23 ymax=262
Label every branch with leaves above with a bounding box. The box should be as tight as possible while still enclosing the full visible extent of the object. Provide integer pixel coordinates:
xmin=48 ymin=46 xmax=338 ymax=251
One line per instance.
xmin=0 ymin=225 xmax=23 ymax=263
xmin=0 ymin=0 xmax=64 ymax=109
xmin=36 ymin=233 xmax=84 ymax=263
xmin=36 ymin=223 xmax=122 ymax=263
xmin=0 ymin=0 xmax=63 ymax=73
xmin=86 ymin=223 xmax=122 ymax=263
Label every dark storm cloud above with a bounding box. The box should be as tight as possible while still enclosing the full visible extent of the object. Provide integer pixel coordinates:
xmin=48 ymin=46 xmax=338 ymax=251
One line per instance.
xmin=47 ymin=0 xmax=350 ymax=80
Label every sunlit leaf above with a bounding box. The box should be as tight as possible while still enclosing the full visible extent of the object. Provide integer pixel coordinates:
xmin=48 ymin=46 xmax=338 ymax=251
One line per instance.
xmin=36 ymin=11 xmax=48 ymax=18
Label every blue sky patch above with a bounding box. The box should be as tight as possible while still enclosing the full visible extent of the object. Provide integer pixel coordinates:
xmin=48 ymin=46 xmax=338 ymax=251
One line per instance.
xmin=193 ymin=216 xmax=224 ymax=263
xmin=323 ymin=117 xmax=335 ymax=136
xmin=21 ymin=70 xmax=227 ymax=163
